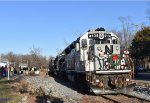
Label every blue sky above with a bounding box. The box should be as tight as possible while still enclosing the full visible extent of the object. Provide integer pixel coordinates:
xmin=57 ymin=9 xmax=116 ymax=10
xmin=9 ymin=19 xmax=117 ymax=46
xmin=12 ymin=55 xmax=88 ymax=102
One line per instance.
xmin=0 ymin=1 xmax=149 ymax=57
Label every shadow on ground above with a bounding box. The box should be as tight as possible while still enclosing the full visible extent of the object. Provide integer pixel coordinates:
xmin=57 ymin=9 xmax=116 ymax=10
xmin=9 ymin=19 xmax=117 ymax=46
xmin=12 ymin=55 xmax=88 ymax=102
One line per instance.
xmin=50 ymin=74 xmax=94 ymax=95
xmin=0 ymin=80 xmax=14 ymax=84
xmin=35 ymin=95 xmax=64 ymax=103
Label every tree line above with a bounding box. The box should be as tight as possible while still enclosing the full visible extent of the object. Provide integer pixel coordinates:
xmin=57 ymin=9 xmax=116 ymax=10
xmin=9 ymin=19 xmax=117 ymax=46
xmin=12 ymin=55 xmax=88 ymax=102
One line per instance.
xmin=0 ymin=47 xmax=52 ymax=71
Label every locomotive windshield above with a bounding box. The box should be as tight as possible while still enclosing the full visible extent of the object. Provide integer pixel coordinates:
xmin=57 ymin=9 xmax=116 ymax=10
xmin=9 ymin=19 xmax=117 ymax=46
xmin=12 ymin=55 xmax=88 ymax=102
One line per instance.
xmin=89 ymin=39 xmax=115 ymax=45
xmin=81 ymin=39 xmax=87 ymax=48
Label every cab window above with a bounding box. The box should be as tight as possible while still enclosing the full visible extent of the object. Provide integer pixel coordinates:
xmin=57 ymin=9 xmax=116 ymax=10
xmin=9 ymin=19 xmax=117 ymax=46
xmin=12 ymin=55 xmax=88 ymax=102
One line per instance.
xmin=89 ymin=39 xmax=94 ymax=45
xmin=95 ymin=40 xmax=100 ymax=44
xmin=81 ymin=39 xmax=87 ymax=48
xmin=112 ymin=39 xmax=118 ymax=44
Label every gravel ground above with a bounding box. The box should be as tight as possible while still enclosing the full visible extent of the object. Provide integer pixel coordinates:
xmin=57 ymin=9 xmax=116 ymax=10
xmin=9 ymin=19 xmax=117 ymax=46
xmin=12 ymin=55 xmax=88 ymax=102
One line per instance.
xmin=23 ymin=76 xmax=83 ymax=103
xmin=21 ymin=75 xmax=150 ymax=103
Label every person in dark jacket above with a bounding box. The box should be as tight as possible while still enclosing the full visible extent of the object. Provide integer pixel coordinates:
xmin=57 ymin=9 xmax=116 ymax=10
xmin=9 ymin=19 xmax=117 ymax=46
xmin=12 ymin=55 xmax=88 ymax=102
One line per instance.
xmin=4 ymin=65 xmax=8 ymax=77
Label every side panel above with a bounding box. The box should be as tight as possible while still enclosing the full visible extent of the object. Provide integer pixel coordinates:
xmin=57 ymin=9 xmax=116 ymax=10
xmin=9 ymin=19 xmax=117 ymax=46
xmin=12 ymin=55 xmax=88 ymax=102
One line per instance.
xmin=65 ymin=53 xmax=75 ymax=70
xmin=75 ymin=52 xmax=80 ymax=71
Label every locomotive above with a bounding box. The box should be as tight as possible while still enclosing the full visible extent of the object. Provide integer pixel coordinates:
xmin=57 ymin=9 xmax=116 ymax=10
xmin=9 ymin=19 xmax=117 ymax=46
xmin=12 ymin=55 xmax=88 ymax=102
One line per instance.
xmin=52 ymin=27 xmax=134 ymax=94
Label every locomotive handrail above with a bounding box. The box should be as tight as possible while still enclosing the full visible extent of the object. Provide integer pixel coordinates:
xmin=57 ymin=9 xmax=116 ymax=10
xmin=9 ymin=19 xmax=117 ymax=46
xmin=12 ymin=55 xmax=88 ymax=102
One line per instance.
xmin=129 ymin=57 xmax=134 ymax=79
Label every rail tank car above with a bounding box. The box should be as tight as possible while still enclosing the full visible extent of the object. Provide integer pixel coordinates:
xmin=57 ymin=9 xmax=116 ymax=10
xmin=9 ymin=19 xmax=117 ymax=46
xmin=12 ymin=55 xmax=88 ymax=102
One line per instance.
xmin=53 ymin=28 xmax=134 ymax=94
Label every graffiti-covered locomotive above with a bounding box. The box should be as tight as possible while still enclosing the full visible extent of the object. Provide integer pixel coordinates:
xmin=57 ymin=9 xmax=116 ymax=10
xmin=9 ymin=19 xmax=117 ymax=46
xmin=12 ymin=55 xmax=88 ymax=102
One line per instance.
xmin=53 ymin=28 xmax=134 ymax=94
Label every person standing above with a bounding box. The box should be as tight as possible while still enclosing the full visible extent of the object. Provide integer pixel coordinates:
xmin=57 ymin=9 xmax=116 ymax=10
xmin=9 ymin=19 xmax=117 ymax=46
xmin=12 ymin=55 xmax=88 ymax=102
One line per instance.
xmin=1 ymin=66 xmax=5 ymax=77
xmin=10 ymin=66 xmax=14 ymax=76
xmin=4 ymin=65 xmax=8 ymax=77
xmin=0 ymin=66 xmax=2 ymax=78
xmin=14 ymin=67 xmax=17 ymax=75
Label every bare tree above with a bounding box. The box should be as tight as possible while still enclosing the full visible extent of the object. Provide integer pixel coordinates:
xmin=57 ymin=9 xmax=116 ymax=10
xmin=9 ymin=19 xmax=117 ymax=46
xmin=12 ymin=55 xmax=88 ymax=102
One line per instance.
xmin=29 ymin=46 xmax=49 ymax=69
xmin=111 ymin=29 xmax=123 ymax=45
xmin=56 ymin=48 xmax=62 ymax=55
xmin=1 ymin=47 xmax=49 ymax=71
xmin=29 ymin=46 xmax=42 ymax=68
xmin=74 ymin=31 xmax=82 ymax=38
xmin=5 ymin=52 xmax=15 ymax=63
xmin=63 ymin=38 xmax=70 ymax=47
xmin=118 ymin=16 xmax=134 ymax=48
xmin=40 ymin=56 xmax=49 ymax=69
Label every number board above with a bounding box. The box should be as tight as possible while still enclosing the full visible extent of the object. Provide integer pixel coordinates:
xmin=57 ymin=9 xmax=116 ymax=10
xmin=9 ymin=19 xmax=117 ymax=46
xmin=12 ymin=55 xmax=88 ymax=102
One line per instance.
xmin=88 ymin=33 xmax=111 ymax=39
xmin=88 ymin=33 xmax=99 ymax=39
xmin=104 ymin=33 xmax=111 ymax=38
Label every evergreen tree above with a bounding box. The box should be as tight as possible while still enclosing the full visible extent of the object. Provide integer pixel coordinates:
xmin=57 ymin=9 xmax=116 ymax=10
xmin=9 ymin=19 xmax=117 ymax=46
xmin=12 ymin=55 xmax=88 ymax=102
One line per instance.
xmin=131 ymin=27 xmax=150 ymax=60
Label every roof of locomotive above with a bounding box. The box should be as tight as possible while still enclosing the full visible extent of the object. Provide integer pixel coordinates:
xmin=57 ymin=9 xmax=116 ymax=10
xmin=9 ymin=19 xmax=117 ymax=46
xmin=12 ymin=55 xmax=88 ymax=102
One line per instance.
xmin=56 ymin=27 xmax=120 ymax=58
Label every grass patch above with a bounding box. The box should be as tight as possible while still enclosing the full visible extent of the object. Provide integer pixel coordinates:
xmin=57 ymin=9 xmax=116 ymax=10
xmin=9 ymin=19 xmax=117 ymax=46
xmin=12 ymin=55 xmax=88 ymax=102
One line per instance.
xmin=0 ymin=79 xmax=22 ymax=103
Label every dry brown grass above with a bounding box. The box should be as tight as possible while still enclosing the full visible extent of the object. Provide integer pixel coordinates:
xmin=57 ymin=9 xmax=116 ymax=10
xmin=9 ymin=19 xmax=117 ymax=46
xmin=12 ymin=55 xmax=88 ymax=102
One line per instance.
xmin=38 ymin=69 xmax=48 ymax=77
xmin=0 ymin=79 xmax=22 ymax=103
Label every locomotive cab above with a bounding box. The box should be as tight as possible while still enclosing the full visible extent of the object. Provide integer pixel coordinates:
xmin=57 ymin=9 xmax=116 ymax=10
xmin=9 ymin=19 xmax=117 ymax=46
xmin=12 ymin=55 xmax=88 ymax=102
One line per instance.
xmin=83 ymin=29 xmax=133 ymax=94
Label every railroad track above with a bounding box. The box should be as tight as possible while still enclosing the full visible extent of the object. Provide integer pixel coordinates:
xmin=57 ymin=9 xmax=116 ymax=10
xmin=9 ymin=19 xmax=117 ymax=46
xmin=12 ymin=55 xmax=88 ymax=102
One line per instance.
xmin=82 ymin=93 xmax=150 ymax=103
xmin=99 ymin=80 xmax=150 ymax=102
xmin=127 ymin=80 xmax=150 ymax=101
xmin=81 ymin=80 xmax=150 ymax=102
xmin=101 ymin=95 xmax=120 ymax=103
xmin=101 ymin=94 xmax=150 ymax=103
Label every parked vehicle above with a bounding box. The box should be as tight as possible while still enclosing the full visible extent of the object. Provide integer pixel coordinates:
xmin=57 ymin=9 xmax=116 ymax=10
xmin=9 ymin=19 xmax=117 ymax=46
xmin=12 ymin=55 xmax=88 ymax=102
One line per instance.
xmin=135 ymin=66 xmax=147 ymax=72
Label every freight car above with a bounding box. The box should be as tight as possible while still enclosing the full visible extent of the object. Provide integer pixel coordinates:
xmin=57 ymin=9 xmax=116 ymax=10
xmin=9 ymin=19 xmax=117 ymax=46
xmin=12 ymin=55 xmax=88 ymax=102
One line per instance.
xmin=53 ymin=27 xmax=134 ymax=94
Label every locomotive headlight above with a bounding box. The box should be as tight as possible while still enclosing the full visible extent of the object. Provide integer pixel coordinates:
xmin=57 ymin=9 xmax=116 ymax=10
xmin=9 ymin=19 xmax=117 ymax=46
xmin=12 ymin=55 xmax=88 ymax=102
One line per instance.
xmin=126 ymin=78 xmax=130 ymax=81
xmin=97 ymin=47 xmax=101 ymax=51
xmin=106 ymin=62 xmax=109 ymax=65
xmin=124 ymin=50 xmax=130 ymax=54
xmin=96 ymin=79 xmax=100 ymax=83
xmin=116 ymin=46 xmax=119 ymax=50
xmin=122 ymin=54 xmax=125 ymax=58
